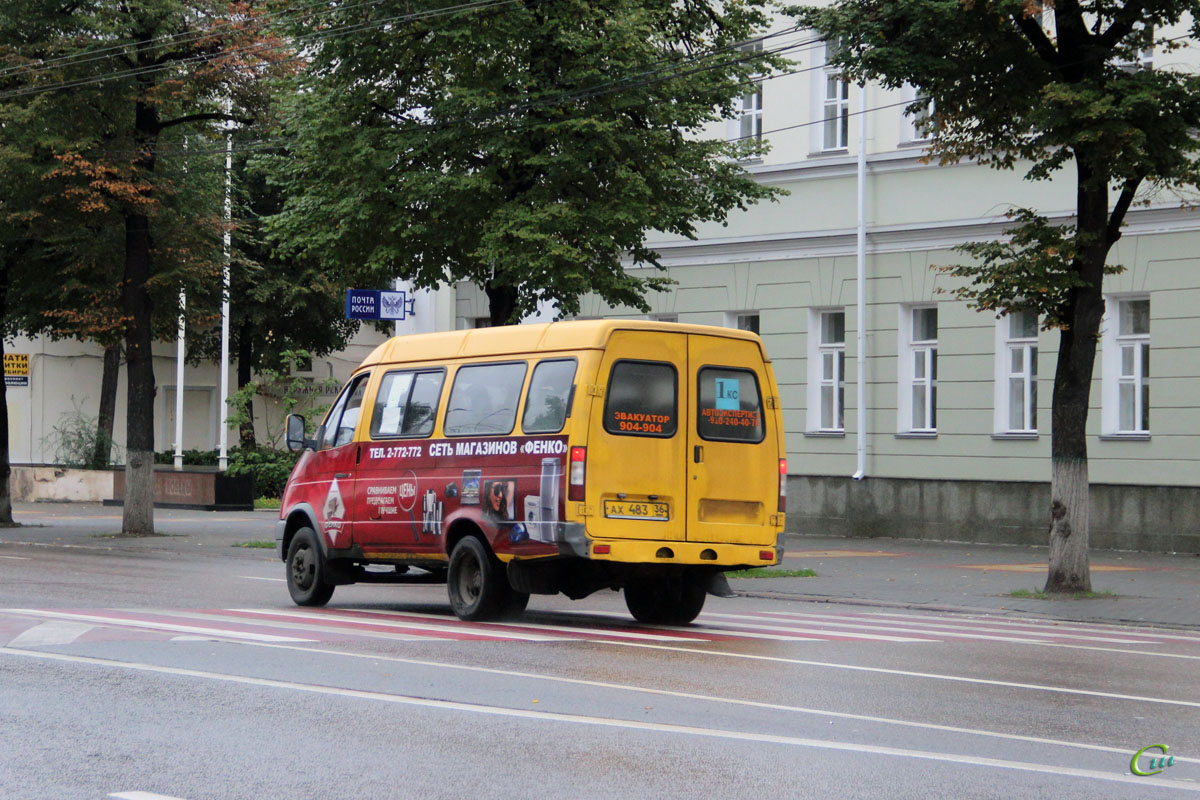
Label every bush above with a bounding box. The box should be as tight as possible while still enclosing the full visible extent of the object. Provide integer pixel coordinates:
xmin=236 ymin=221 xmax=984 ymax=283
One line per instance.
xmin=43 ymin=404 xmax=121 ymax=468
xmin=153 ymin=448 xmax=221 ymax=466
xmin=227 ymin=448 xmax=300 ymax=499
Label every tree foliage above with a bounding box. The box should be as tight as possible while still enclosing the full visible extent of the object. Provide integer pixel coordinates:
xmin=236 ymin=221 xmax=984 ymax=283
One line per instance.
xmin=265 ymin=0 xmax=787 ymax=324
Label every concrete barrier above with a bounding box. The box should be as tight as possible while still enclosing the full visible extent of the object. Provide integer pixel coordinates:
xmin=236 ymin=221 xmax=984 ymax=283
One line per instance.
xmin=11 ymin=466 xmax=114 ymax=503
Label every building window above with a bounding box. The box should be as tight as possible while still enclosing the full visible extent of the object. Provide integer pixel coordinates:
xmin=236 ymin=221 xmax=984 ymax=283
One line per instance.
xmin=822 ymin=41 xmax=849 ymax=151
xmin=901 ymin=84 xmax=936 ymax=144
xmin=726 ymin=311 xmax=760 ymax=335
xmin=472 ymin=317 xmax=492 ymax=329
xmin=650 ymin=313 xmax=678 ymax=323
xmin=899 ymin=305 xmax=937 ymax=432
xmin=808 ymin=309 xmax=845 ymax=432
xmin=1117 ymin=298 xmax=1150 ymax=432
xmin=997 ymin=311 xmax=1038 ymax=433
xmin=737 ymin=41 xmax=764 ymax=143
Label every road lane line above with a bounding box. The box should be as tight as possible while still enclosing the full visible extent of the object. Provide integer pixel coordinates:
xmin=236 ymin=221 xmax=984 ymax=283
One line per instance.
xmin=3 ymin=647 xmax=1195 ymax=793
xmin=239 ymin=576 xmax=285 ymax=582
xmin=198 ymin=637 xmax=1200 ymax=766
xmin=4 ymin=609 xmax=313 ymax=644
xmin=110 ymin=792 xmax=191 ymax=800
xmin=598 ymin=640 xmax=1200 ymax=709
xmin=0 ymin=555 xmax=30 ymax=560
xmin=188 ymin=609 xmax=566 ymax=643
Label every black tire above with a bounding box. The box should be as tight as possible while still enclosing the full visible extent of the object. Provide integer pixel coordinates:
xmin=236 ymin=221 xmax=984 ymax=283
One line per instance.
xmin=447 ymin=536 xmax=513 ymax=621
xmin=624 ymin=573 xmax=707 ymax=625
xmin=501 ymin=588 xmax=531 ymax=619
xmin=286 ymin=526 xmax=335 ymax=607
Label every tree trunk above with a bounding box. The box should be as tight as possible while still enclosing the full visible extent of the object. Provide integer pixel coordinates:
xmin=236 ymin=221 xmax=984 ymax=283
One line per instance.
xmin=237 ymin=321 xmax=255 ymax=450
xmin=90 ymin=342 xmax=120 ymax=468
xmin=0 ymin=263 xmax=13 ymax=525
xmin=485 ymin=279 xmax=519 ymax=326
xmin=122 ymin=209 xmax=156 ymax=536
xmin=1044 ymin=164 xmax=1110 ymax=593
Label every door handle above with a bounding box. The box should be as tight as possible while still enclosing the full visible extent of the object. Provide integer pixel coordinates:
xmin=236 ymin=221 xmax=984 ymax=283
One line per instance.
xmin=693 ymin=445 xmax=703 ymax=463
xmin=335 ymin=472 xmax=351 ymax=479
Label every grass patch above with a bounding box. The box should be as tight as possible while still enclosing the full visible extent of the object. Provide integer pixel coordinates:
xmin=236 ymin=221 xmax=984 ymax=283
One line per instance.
xmin=727 ymin=567 xmax=817 ymax=579
xmin=1008 ymin=588 xmax=1119 ymax=600
xmin=233 ymin=540 xmax=276 ymax=549
xmin=254 ymin=497 xmax=282 ymax=510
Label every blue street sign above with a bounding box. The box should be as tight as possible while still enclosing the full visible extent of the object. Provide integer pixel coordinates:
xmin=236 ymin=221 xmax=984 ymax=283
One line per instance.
xmin=345 ymin=289 xmax=416 ymax=321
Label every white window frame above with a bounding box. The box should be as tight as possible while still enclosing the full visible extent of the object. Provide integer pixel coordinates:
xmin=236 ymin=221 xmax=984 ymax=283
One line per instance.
xmin=727 ymin=41 xmax=763 ymax=147
xmin=900 ymin=83 xmax=935 ymax=144
xmin=807 ymin=308 xmax=846 ymax=433
xmin=898 ymin=305 xmax=938 ymax=433
xmin=993 ymin=311 xmax=1038 ymax=434
xmin=1101 ymin=295 xmax=1150 ymax=435
xmin=810 ymin=40 xmax=848 ymax=153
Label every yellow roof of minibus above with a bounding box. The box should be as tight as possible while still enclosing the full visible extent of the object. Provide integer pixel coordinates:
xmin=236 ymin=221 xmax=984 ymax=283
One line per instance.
xmin=359 ymin=319 xmax=766 ymax=368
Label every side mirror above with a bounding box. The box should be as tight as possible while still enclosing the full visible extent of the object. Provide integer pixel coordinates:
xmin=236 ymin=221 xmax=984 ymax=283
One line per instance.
xmin=285 ymin=414 xmax=311 ymax=452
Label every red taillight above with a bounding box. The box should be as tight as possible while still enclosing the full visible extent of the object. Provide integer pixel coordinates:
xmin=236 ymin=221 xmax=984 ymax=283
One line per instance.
xmin=760 ymin=550 xmax=774 ymax=561
xmin=778 ymin=458 xmax=787 ymax=513
xmin=569 ymin=446 xmax=587 ymax=502
xmin=593 ymin=544 xmax=611 ymax=555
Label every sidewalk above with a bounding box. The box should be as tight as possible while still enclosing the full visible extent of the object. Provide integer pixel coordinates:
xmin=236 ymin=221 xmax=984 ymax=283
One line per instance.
xmin=3 ymin=503 xmax=1197 ymax=629
xmin=729 ymin=533 xmax=1200 ymax=629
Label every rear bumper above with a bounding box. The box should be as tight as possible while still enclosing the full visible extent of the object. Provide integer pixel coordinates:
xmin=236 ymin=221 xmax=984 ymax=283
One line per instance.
xmin=559 ymin=526 xmax=779 ymax=567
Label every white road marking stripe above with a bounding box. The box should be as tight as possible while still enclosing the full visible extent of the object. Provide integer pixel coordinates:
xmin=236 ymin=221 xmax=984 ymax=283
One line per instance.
xmin=556 ymin=609 xmax=933 ymax=642
xmin=223 ymin=608 xmax=571 ymax=642
xmin=602 ymin=641 xmax=1200 ymax=709
xmin=239 ymin=576 xmax=285 ymax=583
xmin=0 ymin=555 xmax=30 ymax=560
xmin=250 ymin=607 xmax=714 ymax=643
xmin=716 ymin=611 xmax=1148 ymax=644
xmin=158 ymin=609 xmax=533 ymax=642
xmin=1028 ymin=641 xmax=1200 ymax=661
xmin=8 ymin=620 xmax=95 ymax=648
xmin=862 ymin=610 xmax=1200 ymax=642
xmin=3 ymin=647 xmax=1194 ymax=793
xmin=4 ymin=609 xmax=314 ymax=644
xmin=110 ymin=792 xmax=191 ymax=800
xmin=219 ymin=637 xmax=1200 ymax=766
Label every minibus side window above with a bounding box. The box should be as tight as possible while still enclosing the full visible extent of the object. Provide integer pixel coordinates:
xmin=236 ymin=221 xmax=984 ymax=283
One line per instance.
xmin=603 ymin=360 xmax=677 ymax=437
xmin=444 ymin=362 xmax=527 ymax=436
xmin=321 ymin=373 xmax=370 ymax=450
xmin=371 ymin=369 xmax=445 ymax=439
xmin=697 ymin=366 xmax=765 ymax=443
xmin=522 ymin=359 xmax=577 ymax=434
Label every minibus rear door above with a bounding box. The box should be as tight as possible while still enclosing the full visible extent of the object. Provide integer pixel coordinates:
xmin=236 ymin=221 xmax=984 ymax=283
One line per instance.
xmin=686 ymin=335 xmax=776 ymax=546
xmin=587 ymin=330 xmax=688 ymax=541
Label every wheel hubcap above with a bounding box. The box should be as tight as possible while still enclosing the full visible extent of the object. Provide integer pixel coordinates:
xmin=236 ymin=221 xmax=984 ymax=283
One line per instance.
xmin=291 ymin=547 xmax=314 ymax=589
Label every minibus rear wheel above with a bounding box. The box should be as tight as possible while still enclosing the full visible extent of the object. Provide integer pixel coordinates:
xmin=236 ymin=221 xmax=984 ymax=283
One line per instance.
xmin=286 ymin=527 xmax=335 ymax=607
xmin=624 ymin=574 xmax=706 ymax=625
xmin=448 ymin=536 xmax=526 ymax=621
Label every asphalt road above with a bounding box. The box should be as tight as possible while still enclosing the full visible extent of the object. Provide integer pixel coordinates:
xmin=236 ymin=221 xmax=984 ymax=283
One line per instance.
xmin=1 ymin=507 xmax=1198 ymax=799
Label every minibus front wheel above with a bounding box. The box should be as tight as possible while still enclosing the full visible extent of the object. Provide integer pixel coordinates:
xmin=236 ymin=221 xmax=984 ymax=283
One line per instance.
xmin=286 ymin=527 xmax=335 ymax=607
xmin=447 ymin=536 xmax=529 ymax=621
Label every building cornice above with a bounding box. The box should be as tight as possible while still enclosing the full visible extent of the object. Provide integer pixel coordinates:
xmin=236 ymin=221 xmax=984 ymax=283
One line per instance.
xmin=634 ymin=204 xmax=1200 ymax=268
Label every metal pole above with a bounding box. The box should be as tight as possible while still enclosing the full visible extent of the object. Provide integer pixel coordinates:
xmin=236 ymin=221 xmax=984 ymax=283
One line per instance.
xmin=218 ymin=121 xmax=232 ymax=472
xmin=853 ymin=81 xmax=868 ymax=482
xmin=173 ymin=291 xmax=186 ymax=470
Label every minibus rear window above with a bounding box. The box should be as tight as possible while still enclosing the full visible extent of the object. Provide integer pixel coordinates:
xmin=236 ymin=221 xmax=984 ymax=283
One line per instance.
xmin=697 ymin=367 xmax=765 ymax=443
xmin=603 ymin=360 xmax=677 ymax=437
xmin=522 ymin=359 xmax=577 ymax=434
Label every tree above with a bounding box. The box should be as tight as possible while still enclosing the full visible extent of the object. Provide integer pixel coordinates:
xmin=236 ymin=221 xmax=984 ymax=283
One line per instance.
xmin=797 ymin=0 xmax=1200 ymax=591
xmin=190 ymin=134 xmax=359 ymax=450
xmin=0 ymin=1 xmax=288 ymax=534
xmin=266 ymin=0 xmax=787 ymax=325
